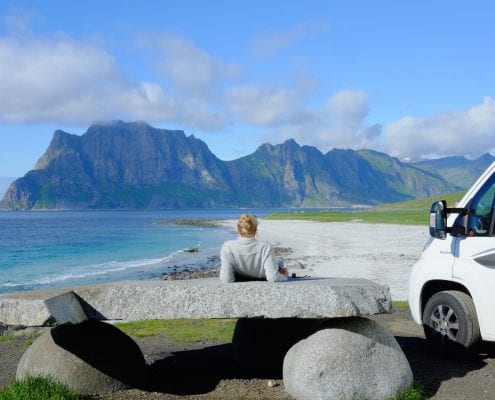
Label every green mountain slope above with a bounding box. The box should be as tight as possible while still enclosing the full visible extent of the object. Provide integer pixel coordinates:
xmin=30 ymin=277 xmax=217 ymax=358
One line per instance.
xmin=411 ymin=153 xmax=494 ymax=188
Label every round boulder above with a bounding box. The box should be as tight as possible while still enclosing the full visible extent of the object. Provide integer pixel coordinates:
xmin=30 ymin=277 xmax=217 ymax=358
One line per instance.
xmin=283 ymin=317 xmax=413 ymax=400
xmin=16 ymin=320 xmax=148 ymax=394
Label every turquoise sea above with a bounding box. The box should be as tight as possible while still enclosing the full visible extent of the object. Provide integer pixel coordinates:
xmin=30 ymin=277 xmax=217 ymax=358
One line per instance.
xmin=0 ymin=209 xmax=292 ymax=294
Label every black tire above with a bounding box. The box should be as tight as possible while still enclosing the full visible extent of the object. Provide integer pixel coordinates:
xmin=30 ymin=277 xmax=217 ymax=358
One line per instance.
xmin=422 ymin=290 xmax=481 ymax=353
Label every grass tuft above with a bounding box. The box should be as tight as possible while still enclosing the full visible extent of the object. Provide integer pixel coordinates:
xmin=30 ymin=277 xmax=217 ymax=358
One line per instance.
xmin=0 ymin=376 xmax=90 ymax=400
xmin=114 ymin=318 xmax=237 ymax=343
xmin=0 ymin=331 xmax=42 ymax=347
xmin=393 ymin=300 xmax=410 ymax=310
xmin=391 ymin=380 xmax=425 ymax=400
xmin=0 ymin=333 xmax=15 ymax=345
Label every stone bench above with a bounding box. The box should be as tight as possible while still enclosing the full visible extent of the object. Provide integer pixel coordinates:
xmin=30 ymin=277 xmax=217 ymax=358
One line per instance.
xmin=0 ymin=277 xmax=391 ymax=325
xmin=0 ymin=277 xmax=413 ymax=400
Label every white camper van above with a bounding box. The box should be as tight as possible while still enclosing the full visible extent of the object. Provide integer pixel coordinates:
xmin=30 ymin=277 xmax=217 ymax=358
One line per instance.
xmin=409 ymin=161 xmax=495 ymax=351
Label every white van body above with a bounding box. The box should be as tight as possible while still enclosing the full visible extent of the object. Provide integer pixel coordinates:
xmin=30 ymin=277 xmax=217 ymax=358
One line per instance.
xmin=409 ymin=161 xmax=495 ymax=349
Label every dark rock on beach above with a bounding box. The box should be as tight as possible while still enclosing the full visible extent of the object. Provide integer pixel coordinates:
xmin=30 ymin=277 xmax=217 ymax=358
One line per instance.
xmin=154 ymin=219 xmax=223 ymax=228
xmin=159 ymin=256 xmax=220 ymax=281
xmin=161 ymin=267 xmax=220 ymax=281
xmin=182 ymin=247 xmax=199 ymax=253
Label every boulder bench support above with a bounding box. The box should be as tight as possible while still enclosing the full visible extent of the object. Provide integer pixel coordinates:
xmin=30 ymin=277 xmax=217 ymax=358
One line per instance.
xmin=0 ymin=278 xmax=413 ymax=400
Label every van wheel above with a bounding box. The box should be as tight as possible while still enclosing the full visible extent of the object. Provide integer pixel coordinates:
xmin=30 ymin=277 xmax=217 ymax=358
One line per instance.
xmin=423 ymin=290 xmax=480 ymax=352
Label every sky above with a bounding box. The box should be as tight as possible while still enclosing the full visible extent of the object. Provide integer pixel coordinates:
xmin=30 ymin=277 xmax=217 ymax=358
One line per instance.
xmin=1 ymin=0 xmax=495 ymax=178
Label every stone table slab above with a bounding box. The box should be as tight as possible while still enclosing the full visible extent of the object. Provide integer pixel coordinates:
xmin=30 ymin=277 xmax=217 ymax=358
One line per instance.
xmin=0 ymin=277 xmax=392 ymax=326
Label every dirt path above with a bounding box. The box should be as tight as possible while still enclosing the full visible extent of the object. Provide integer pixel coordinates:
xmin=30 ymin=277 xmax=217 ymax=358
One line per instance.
xmin=2 ymin=309 xmax=495 ymax=399
xmin=374 ymin=309 xmax=495 ymax=400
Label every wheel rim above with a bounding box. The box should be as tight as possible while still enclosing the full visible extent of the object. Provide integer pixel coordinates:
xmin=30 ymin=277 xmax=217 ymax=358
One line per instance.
xmin=429 ymin=304 xmax=459 ymax=341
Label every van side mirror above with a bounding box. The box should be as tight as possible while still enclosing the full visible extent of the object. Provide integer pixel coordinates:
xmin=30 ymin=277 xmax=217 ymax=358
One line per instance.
xmin=429 ymin=200 xmax=467 ymax=239
xmin=430 ymin=201 xmax=447 ymax=239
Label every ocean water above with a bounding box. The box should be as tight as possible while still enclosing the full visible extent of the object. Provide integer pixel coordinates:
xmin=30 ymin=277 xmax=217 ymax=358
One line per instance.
xmin=0 ymin=209 xmax=288 ymax=294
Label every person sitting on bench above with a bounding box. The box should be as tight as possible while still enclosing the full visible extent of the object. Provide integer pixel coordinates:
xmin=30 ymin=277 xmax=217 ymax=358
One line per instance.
xmin=220 ymin=214 xmax=288 ymax=283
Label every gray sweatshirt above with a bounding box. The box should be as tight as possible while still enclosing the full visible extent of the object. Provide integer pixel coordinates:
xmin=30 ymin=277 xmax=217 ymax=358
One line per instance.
xmin=220 ymin=236 xmax=288 ymax=283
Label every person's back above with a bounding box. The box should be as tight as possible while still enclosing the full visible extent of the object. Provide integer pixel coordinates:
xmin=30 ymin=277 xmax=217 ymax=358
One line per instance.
xmin=220 ymin=214 xmax=288 ymax=283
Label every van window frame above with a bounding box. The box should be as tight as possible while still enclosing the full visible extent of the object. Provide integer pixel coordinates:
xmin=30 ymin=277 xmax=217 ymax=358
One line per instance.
xmin=467 ymin=173 xmax=495 ymax=237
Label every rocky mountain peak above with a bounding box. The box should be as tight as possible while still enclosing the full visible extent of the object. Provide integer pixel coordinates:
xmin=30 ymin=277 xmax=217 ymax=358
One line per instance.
xmin=1 ymin=121 xmax=489 ymax=210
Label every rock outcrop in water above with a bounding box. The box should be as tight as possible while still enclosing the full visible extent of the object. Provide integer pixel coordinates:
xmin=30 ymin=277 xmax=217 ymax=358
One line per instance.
xmin=1 ymin=120 xmax=487 ymax=210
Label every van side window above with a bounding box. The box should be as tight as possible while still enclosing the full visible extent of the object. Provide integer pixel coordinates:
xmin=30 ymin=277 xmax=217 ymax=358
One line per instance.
xmin=468 ymin=174 xmax=495 ymax=236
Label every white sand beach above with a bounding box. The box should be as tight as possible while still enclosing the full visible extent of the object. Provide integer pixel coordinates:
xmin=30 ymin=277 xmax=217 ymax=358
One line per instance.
xmin=225 ymin=219 xmax=430 ymax=301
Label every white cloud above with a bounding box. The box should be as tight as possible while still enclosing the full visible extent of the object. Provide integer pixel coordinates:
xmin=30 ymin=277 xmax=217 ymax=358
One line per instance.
xmin=0 ymin=33 xmax=121 ymax=122
xmin=384 ymin=97 xmax=495 ymax=158
xmin=154 ymin=34 xmax=240 ymax=95
xmin=275 ymin=93 xmax=495 ymax=160
xmin=252 ymin=20 xmax=329 ymax=57
xmin=0 ymin=30 xmax=227 ymax=130
xmin=225 ymin=84 xmax=300 ymax=125
xmin=8 ymin=17 xmax=493 ymax=161
xmin=326 ymin=90 xmax=369 ymax=124
xmin=266 ymin=90 xmax=379 ymax=152
xmin=0 ymin=17 xmax=376 ymax=145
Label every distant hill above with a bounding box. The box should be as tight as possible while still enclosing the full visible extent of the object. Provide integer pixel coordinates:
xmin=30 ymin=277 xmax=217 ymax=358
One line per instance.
xmin=411 ymin=153 xmax=495 ymax=188
xmin=0 ymin=120 xmax=483 ymax=210
xmin=0 ymin=177 xmax=17 ymax=199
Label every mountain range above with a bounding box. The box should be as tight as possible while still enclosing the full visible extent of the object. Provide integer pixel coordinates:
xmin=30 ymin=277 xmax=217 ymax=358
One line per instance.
xmin=1 ymin=121 xmax=493 ymax=210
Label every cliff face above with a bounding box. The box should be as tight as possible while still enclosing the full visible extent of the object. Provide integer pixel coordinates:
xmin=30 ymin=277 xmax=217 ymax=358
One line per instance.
xmin=2 ymin=121 xmax=233 ymax=209
xmin=0 ymin=120 xmax=474 ymax=210
xmin=227 ymin=144 xmax=460 ymax=207
xmin=227 ymin=141 xmax=351 ymax=207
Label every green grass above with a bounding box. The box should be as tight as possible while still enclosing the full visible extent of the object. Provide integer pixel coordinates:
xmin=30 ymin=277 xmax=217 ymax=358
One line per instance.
xmin=392 ymin=381 xmax=425 ymax=400
xmin=376 ymin=191 xmax=465 ymax=211
xmin=0 ymin=331 xmax=42 ymax=347
xmin=268 ymin=209 xmax=428 ymax=225
xmin=0 ymin=333 xmax=15 ymax=345
xmin=0 ymin=376 xmax=90 ymax=400
xmin=114 ymin=318 xmax=237 ymax=343
xmin=393 ymin=300 xmax=410 ymax=310
xmin=267 ymin=191 xmax=466 ymax=225
xmin=23 ymin=336 xmax=39 ymax=346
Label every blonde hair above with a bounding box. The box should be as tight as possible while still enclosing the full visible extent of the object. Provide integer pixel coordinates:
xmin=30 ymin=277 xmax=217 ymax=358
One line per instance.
xmin=237 ymin=214 xmax=258 ymax=237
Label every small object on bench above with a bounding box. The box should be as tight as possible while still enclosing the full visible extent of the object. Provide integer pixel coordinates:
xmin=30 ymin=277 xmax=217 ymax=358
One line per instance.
xmin=291 ymin=273 xmax=310 ymax=279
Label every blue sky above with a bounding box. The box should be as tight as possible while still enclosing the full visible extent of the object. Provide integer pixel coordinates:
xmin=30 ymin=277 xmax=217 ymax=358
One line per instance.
xmin=1 ymin=0 xmax=495 ymax=178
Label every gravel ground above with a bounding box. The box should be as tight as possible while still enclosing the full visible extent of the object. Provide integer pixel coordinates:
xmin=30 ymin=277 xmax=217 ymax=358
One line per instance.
xmin=2 ymin=308 xmax=495 ymax=399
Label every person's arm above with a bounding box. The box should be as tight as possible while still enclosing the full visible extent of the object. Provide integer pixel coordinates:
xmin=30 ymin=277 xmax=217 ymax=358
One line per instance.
xmin=219 ymin=243 xmax=235 ymax=283
xmin=264 ymin=245 xmax=288 ymax=282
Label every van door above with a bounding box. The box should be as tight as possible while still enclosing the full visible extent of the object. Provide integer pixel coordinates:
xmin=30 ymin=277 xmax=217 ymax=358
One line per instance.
xmin=453 ymin=172 xmax=495 ymax=339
